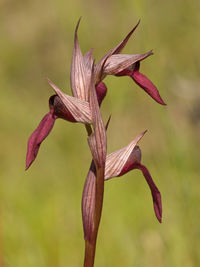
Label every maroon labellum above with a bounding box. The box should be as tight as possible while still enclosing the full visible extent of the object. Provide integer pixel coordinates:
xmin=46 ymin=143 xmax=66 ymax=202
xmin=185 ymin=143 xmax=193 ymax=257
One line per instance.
xmin=26 ymin=111 xmax=56 ymax=170
xmin=118 ymin=146 xmax=162 ymax=223
xmin=116 ymin=61 xmax=166 ymax=105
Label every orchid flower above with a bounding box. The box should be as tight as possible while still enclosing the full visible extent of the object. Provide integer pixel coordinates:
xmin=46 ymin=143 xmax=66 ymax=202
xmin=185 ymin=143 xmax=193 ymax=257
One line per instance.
xmin=25 ymin=80 xmax=107 ymax=170
xmin=95 ymin=21 xmax=166 ymax=105
xmin=105 ymin=131 xmax=162 ymax=223
xmin=82 ymin=130 xmax=162 ymax=247
xmin=25 ymin=19 xmax=107 ymax=170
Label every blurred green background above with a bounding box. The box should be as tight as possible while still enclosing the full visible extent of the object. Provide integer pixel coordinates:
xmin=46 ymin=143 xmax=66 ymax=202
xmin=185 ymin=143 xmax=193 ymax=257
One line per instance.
xmin=0 ymin=0 xmax=200 ymax=266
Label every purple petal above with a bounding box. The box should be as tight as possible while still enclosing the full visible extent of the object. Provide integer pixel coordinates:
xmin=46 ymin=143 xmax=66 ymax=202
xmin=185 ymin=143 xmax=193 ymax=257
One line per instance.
xmin=95 ymin=82 xmax=107 ymax=106
xmin=117 ymin=151 xmax=162 ymax=223
xmin=117 ymin=62 xmax=166 ymax=105
xmin=26 ymin=112 xmax=56 ymax=170
xmin=135 ymin=163 xmax=162 ymax=223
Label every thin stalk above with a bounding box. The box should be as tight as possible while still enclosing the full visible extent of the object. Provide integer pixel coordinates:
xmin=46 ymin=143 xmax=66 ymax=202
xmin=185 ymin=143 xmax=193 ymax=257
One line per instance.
xmin=84 ymin=238 xmax=96 ymax=267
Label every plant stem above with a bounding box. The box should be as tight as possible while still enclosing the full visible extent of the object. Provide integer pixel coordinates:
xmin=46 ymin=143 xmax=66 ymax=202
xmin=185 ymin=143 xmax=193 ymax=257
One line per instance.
xmin=84 ymin=239 xmax=96 ymax=267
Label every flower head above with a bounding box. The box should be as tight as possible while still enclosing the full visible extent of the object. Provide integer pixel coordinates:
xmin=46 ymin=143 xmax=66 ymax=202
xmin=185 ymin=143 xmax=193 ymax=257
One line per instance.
xmin=95 ymin=21 xmax=166 ymax=105
xmin=25 ymin=81 xmax=107 ymax=170
xmin=105 ymin=131 xmax=162 ymax=222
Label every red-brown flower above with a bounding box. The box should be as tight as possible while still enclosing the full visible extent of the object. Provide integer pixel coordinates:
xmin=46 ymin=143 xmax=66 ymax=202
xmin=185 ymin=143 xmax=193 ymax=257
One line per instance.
xmin=105 ymin=131 xmax=162 ymax=222
xmin=95 ymin=21 xmax=166 ymax=105
xmin=25 ymin=19 xmax=107 ymax=170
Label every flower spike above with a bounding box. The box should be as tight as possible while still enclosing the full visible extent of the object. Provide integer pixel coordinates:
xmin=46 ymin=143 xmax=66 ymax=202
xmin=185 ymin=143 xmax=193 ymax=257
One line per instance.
xmin=26 ymin=20 xmax=165 ymax=266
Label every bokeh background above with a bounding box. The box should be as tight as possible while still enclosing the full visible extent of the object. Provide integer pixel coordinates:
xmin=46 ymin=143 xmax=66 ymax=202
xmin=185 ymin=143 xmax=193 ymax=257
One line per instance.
xmin=0 ymin=0 xmax=200 ymax=266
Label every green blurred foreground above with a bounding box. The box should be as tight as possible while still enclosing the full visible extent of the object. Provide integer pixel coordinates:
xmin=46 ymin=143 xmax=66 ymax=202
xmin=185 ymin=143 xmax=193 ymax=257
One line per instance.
xmin=0 ymin=0 xmax=200 ymax=266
